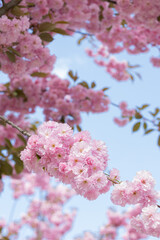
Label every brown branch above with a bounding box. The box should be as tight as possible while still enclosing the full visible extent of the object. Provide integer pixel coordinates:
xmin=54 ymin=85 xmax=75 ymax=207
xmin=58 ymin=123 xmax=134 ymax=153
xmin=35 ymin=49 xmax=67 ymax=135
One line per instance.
xmin=107 ymin=176 xmax=119 ymax=184
xmin=0 ymin=115 xmax=31 ymax=137
xmin=0 ymin=0 xmax=23 ymax=17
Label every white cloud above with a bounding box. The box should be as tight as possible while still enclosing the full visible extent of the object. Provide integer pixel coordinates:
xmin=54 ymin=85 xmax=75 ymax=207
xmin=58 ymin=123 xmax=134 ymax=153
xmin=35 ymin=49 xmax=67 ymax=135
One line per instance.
xmin=52 ymin=58 xmax=71 ymax=78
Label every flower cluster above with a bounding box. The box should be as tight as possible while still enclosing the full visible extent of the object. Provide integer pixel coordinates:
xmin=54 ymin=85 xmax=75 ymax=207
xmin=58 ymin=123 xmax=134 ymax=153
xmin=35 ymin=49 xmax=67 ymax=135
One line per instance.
xmin=131 ymin=205 xmax=160 ymax=238
xmin=0 ymin=171 xmax=76 ymax=240
xmin=114 ymin=101 xmax=135 ymax=127
xmin=106 ymin=57 xmax=129 ymax=82
xmin=0 ymin=16 xmax=29 ymax=45
xmin=74 ymin=206 xmax=147 ymax=240
xmin=151 ymin=57 xmax=160 ymax=67
xmin=0 ymin=75 xmax=110 ymax=127
xmin=22 ymin=199 xmax=76 ymax=240
xmin=86 ymin=47 xmax=129 ymax=82
xmin=111 ymin=171 xmax=160 ymax=238
xmin=111 ymin=170 xmax=158 ymax=207
xmin=21 ymin=121 xmax=110 ymax=200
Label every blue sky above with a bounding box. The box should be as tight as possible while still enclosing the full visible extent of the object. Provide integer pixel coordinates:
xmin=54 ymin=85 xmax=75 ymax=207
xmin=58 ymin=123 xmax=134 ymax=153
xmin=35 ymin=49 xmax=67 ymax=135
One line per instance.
xmin=0 ymin=33 xmax=160 ymax=239
xmin=51 ymin=34 xmax=160 ymax=239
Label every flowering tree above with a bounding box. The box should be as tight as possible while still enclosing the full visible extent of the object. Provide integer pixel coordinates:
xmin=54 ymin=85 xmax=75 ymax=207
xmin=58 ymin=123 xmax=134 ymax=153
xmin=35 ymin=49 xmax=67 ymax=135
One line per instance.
xmin=0 ymin=0 xmax=160 ymax=239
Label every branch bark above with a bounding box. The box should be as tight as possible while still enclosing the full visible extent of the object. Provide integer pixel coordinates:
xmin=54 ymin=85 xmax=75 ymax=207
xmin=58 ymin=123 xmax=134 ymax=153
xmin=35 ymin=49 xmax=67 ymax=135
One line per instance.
xmin=0 ymin=0 xmax=23 ymax=17
xmin=0 ymin=115 xmax=31 ymax=137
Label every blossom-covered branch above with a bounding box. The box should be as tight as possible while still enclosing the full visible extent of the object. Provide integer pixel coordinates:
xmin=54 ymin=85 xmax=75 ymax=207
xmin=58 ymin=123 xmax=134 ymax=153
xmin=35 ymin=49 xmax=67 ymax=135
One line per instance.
xmin=0 ymin=115 xmax=31 ymax=137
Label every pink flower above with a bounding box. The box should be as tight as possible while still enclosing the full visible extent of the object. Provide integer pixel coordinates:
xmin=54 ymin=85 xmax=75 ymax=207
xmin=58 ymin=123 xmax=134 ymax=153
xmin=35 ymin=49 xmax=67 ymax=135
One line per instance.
xmin=21 ymin=121 xmax=109 ymax=200
xmin=113 ymin=117 xmax=129 ymax=127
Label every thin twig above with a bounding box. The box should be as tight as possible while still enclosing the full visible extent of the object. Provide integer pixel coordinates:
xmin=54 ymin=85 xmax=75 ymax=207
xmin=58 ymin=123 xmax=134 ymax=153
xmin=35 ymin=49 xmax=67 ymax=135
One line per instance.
xmin=107 ymin=176 xmax=119 ymax=184
xmin=7 ymin=200 xmax=17 ymax=225
xmin=0 ymin=0 xmax=22 ymax=17
xmin=111 ymin=102 xmax=158 ymax=127
xmin=104 ymin=172 xmax=120 ymax=184
xmin=0 ymin=115 xmax=31 ymax=137
xmin=110 ymin=102 xmax=119 ymax=108
xmin=67 ymin=28 xmax=94 ymax=37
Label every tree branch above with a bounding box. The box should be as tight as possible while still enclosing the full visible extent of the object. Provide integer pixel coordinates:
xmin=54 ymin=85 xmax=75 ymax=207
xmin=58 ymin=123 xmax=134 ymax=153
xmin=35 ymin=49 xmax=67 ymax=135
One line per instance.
xmin=67 ymin=28 xmax=94 ymax=37
xmin=110 ymin=102 xmax=158 ymax=127
xmin=0 ymin=115 xmax=31 ymax=137
xmin=104 ymin=172 xmax=120 ymax=184
xmin=0 ymin=0 xmax=23 ymax=17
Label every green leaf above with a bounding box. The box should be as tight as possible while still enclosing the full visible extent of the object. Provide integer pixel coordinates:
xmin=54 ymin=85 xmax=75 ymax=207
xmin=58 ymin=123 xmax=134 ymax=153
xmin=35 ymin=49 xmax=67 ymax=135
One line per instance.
xmin=12 ymin=88 xmax=28 ymax=102
xmin=99 ymin=5 xmax=104 ymax=21
xmin=0 ymin=161 xmax=13 ymax=176
xmin=5 ymin=138 xmax=12 ymax=148
xmin=60 ymin=116 xmax=65 ymax=123
xmin=143 ymin=122 xmax=147 ymax=130
xmin=76 ymin=125 xmax=82 ymax=132
xmin=11 ymin=6 xmax=25 ymax=16
xmin=55 ymin=21 xmax=69 ymax=24
xmin=4 ymin=82 xmax=10 ymax=89
xmin=106 ymin=26 xmax=112 ymax=31
xmin=7 ymin=47 xmax=21 ymax=57
xmin=135 ymin=111 xmax=142 ymax=119
xmin=101 ymin=0 xmax=116 ymax=2
xmin=31 ymin=72 xmax=48 ymax=77
xmin=39 ymin=33 xmax=53 ymax=42
xmin=17 ymin=134 xmax=27 ymax=145
xmin=91 ymin=82 xmax=96 ymax=88
xmin=138 ymin=104 xmax=149 ymax=110
xmin=39 ymin=22 xmax=55 ymax=32
xmin=12 ymin=153 xmax=21 ymax=163
xmin=1 ymin=236 xmax=9 ymax=240
xmin=15 ymin=161 xmax=24 ymax=174
xmin=27 ymin=2 xmax=35 ymax=7
xmin=102 ymin=87 xmax=109 ymax=91
xmin=158 ymin=135 xmax=160 ymax=147
xmin=132 ymin=122 xmax=141 ymax=132
xmin=77 ymin=35 xmax=86 ymax=45
xmin=108 ymin=3 xmax=115 ymax=8
xmin=157 ymin=16 xmax=160 ymax=22
xmin=36 ymin=154 xmax=41 ymax=161
xmin=121 ymin=19 xmax=127 ymax=27
xmin=0 ymin=145 xmax=5 ymax=151
xmin=150 ymin=108 xmax=159 ymax=117
xmin=0 ymin=120 xmax=6 ymax=126
xmin=145 ymin=129 xmax=154 ymax=135
xmin=68 ymin=70 xmax=78 ymax=81
xmin=78 ymin=81 xmax=89 ymax=89
xmin=6 ymin=51 xmax=16 ymax=63
xmin=30 ymin=124 xmax=37 ymax=132
xmin=14 ymin=146 xmax=25 ymax=152
xmin=129 ymin=74 xmax=134 ymax=81
xmin=52 ymin=28 xmax=69 ymax=35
